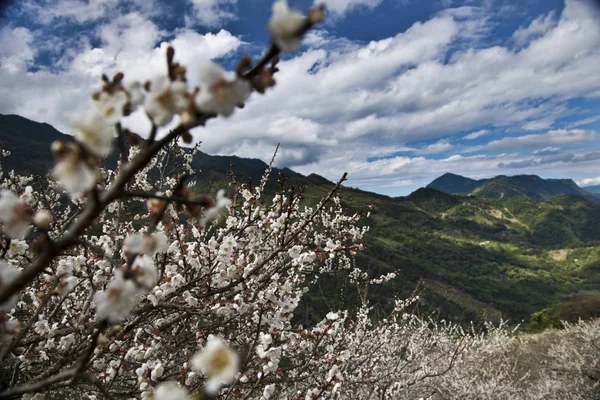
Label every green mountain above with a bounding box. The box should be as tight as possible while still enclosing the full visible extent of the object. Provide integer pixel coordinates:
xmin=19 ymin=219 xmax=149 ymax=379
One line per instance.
xmin=0 ymin=114 xmax=69 ymax=176
xmin=428 ymin=173 xmax=600 ymax=203
xmin=2 ymin=114 xmax=600 ymax=330
xmin=0 ymin=113 xmax=300 ymax=188
xmin=426 ymin=172 xmax=480 ymax=194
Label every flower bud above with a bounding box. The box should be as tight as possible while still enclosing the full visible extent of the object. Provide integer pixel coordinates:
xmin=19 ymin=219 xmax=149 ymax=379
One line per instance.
xmin=33 ymin=210 xmax=53 ymax=229
xmin=308 ymin=5 xmax=326 ymax=25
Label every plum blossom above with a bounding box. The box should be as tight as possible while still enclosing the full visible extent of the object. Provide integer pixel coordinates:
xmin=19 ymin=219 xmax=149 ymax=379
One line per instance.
xmin=219 ymin=235 xmax=237 ymax=256
xmin=124 ymin=232 xmax=169 ymax=256
xmin=0 ymin=190 xmax=32 ymax=239
xmin=93 ymin=270 xmax=140 ymax=323
xmin=201 ymin=189 xmax=231 ymax=225
xmin=153 ymin=382 xmax=190 ymax=400
xmin=33 ymin=210 xmax=53 ymax=230
xmin=194 ymin=62 xmax=251 ymax=117
xmin=72 ymin=110 xmax=115 ymax=157
xmin=33 ymin=320 xmax=51 ymax=336
xmin=130 ymin=255 xmax=158 ymax=290
xmin=287 ymin=245 xmax=303 ymax=259
xmin=7 ymin=240 xmax=28 ymax=258
xmin=241 ymin=189 xmax=253 ymax=201
xmin=144 ymin=76 xmax=188 ymax=126
xmin=150 ymin=363 xmax=164 ymax=381
xmin=19 ymin=186 xmax=33 ymax=204
xmin=93 ymin=90 xmax=128 ymax=124
xmin=56 ymin=276 xmax=78 ymax=296
xmin=51 ymin=142 xmax=97 ymax=195
xmin=262 ymin=384 xmax=276 ymax=399
xmin=191 ymin=335 xmax=239 ymax=394
xmin=267 ymin=0 xmax=306 ymax=52
xmin=326 ymin=311 xmax=340 ymax=321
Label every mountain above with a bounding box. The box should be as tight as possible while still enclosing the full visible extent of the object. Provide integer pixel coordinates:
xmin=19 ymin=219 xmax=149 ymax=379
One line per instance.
xmin=427 ymin=172 xmax=480 ymax=194
xmin=428 ymin=173 xmax=600 ymax=203
xmin=2 ymin=114 xmax=600 ymax=330
xmin=0 ymin=113 xmax=300 ymax=188
xmin=0 ymin=114 xmax=69 ymax=176
xmin=584 ymin=185 xmax=600 ymax=194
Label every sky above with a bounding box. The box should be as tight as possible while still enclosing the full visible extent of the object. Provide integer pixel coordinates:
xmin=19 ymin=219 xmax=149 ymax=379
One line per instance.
xmin=1 ymin=0 xmax=600 ymax=196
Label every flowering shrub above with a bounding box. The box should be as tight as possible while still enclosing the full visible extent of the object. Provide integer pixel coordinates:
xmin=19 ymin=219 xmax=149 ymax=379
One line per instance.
xmin=0 ymin=2 xmax=598 ymax=399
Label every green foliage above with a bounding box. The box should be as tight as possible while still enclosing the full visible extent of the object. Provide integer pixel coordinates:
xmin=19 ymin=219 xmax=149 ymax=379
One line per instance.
xmin=528 ymin=293 xmax=600 ymax=332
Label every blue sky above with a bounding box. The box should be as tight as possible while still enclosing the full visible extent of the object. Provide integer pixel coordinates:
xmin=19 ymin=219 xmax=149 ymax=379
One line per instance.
xmin=1 ymin=0 xmax=600 ymax=195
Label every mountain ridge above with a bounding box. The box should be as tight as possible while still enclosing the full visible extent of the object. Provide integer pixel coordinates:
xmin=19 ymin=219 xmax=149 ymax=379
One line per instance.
xmin=427 ymin=172 xmax=600 ymax=203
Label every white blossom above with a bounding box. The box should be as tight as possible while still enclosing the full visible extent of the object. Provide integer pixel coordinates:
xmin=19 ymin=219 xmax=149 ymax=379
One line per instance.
xmin=33 ymin=210 xmax=53 ymax=229
xmin=7 ymin=240 xmax=28 ymax=257
xmin=241 ymin=189 xmax=253 ymax=201
xmin=267 ymin=0 xmax=305 ymax=52
xmin=72 ymin=110 xmax=115 ymax=157
xmin=262 ymin=384 xmax=276 ymax=399
xmin=34 ymin=320 xmax=51 ymax=335
xmin=51 ymin=144 xmax=97 ymax=195
xmin=194 ymin=62 xmax=251 ymax=117
xmin=93 ymin=90 xmax=128 ymax=124
xmin=151 ymin=363 xmax=164 ymax=381
xmin=219 ymin=235 xmax=237 ymax=256
xmin=131 ymin=255 xmax=158 ymax=290
xmin=56 ymin=276 xmax=78 ymax=296
xmin=287 ymin=245 xmax=302 ymax=259
xmin=144 ymin=76 xmax=187 ymax=126
xmin=153 ymin=382 xmax=190 ymax=400
xmin=201 ymin=189 xmax=231 ymax=225
xmin=93 ymin=270 xmax=140 ymax=323
xmin=0 ymin=190 xmax=31 ymax=239
xmin=124 ymin=232 xmax=169 ymax=256
xmin=191 ymin=335 xmax=239 ymax=394
xmin=20 ymin=186 xmax=33 ymax=204
xmin=326 ymin=311 xmax=339 ymax=321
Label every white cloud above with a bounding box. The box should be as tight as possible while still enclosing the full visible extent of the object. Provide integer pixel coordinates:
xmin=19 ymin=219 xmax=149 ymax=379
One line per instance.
xmin=414 ymin=140 xmax=453 ymax=155
xmin=0 ymin=27 xmax=35 ymax=73
xmin=512 ymin=12 xmax=556 ymax=47
xmin=483 ymin=129 xmax=596 ymax=151
xmin=564 ymin=115 xmax=600 ymax=128
xmin=18 ymin=0 xmax=158 ymax=24
xmin=522 ymin=119 xmax=554 ymax=131
xmin=463 ymin=129 xmax=489 ymax=140
xmin=578 ymin=177 xmax=600 ymax=186
xmin=187 ymin=0 xmax=237 ymax=27
xmin=316 ymin=0 xmax=384 ymax=16
xmin=533 ymin=147 xmax=560 ymax=155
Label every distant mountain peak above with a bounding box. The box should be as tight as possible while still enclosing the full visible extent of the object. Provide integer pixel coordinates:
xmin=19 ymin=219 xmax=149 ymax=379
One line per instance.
xmin=427 ymin=173 xmax=479 ymax=194
xmin=427 ymin=172 xmax=600 ymax=203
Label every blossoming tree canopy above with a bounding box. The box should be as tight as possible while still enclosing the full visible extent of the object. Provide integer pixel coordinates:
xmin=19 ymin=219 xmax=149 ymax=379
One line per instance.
xmin=0 ymin=1 xmax=374 ymax=398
